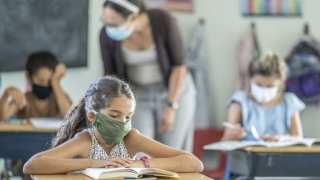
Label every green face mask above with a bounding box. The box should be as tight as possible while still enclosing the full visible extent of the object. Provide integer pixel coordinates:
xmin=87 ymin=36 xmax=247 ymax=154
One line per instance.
xmin=92 ymin=112 xmax=132 ymax=145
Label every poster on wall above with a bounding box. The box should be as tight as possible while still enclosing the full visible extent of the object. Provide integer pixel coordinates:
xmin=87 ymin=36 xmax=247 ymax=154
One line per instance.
xmin=241 ymin=0 xmax=302 ymax=16
xmin=144 ymin=0 xmax=194 ymax=13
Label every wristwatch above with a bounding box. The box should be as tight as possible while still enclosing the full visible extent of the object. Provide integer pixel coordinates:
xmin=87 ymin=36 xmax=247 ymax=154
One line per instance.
xmin=167 ymin=101 xmax=179 ymax=110
xmin=140 ymin=156 xmax=151 ymax=168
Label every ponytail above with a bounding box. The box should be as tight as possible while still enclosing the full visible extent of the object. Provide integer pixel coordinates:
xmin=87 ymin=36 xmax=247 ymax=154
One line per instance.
xmin=51 ymin=98 xmax=88 ymax=148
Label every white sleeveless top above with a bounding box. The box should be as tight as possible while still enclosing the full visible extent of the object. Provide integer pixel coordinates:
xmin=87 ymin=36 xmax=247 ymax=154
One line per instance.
xmin=86 ymin=127 xmax=132 ymax=160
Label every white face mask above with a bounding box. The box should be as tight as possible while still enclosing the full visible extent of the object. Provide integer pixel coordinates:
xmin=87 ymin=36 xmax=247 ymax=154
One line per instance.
xmin=104 ymin=15 xmax=134 ymax=41
xmin=250 ymin=82 xmax=279 ymax=103
xmin=105 ymin=26 xmax=133 ymax=41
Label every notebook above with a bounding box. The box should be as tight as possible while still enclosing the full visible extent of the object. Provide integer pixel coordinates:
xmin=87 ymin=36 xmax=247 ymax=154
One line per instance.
xmin=204 ymin=138 xmax=320 ymax=151
xmin=83 ymin=167 xmax=179 ymax=179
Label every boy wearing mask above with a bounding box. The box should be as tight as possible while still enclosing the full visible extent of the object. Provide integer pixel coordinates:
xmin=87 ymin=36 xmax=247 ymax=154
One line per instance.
xmin=0 ymin=51 xmax=72 ymax=120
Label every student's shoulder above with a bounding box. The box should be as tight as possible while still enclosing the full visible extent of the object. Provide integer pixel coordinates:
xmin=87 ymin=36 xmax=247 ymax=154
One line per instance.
xmin=283 ymin=92 xmax=306 ymax=111
xmin=72 ymin=130 xmax=92 ymax=145
xmin=284 ymin=92 xmax=300 ymax=100
xmin=124 ymin=129 xmax=148 ymax=145
xmin=227 ymin=91 xmax=248 ymax=106
xmin=232 ymin=90 xmax=247 ymax=99
xmin=126 ymin=128 xmax=142 ymax=139
xmin=283 ymin=92 xmax=303 ymax=104
xmin=123 ymin=129 xmax=139 ymax=146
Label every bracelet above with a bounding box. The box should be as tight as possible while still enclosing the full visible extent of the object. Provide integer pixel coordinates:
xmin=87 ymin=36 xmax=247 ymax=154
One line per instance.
xmin=140 ymin=156 xmax=151 ymax=168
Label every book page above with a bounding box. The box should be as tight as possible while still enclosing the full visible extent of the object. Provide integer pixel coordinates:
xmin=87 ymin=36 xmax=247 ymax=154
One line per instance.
xmin=267 ymin=138 xmax=319 ymax=147
xmin=83 ymin=168 xmax=139 ymax=179
xmin=83 ymin=168 xmax=178 ymax=179
xmin=204 ymin=141 xmax=263 ymax=151
xmin=30 ymin=118 xmax=63 ymax=129
xmin=140 ymin=168 xmax=179 ymax=177
xmin=259 ymin=141 xmax=303 ymax=148
xmin=204 ymin=138 xmax=320 ymax=151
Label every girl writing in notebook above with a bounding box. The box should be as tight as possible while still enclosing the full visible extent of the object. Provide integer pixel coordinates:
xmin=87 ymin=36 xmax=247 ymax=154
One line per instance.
xmin=23 ymin=76 xmax=203 ymax=174
xmin=222 ymin=52 xmax=305 ymax=142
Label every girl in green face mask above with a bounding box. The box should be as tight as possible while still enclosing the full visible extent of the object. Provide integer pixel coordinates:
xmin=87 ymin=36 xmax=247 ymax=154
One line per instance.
xmin=23 ymin=76 xmax=203 ymax=175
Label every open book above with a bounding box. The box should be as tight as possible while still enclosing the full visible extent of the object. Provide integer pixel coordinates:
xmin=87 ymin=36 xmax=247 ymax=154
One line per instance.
xmin=204 ymin=138 xmax=320 ymax=151
xmin=83 ymin=167 xmax=179 ymax=179
xmin=30 ymin=118 xmax=63 ymax=129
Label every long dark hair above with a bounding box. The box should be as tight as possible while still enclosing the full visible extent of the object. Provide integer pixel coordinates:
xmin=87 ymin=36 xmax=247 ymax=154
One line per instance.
xmin=52 ymin=76 xmax=135 ymax=147
xmin=103 ymin=0 xmax=146 ymax=18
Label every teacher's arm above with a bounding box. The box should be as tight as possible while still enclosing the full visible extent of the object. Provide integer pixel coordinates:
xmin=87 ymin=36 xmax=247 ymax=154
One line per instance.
xmin=159 ymin=12 xmax=187 ymax=132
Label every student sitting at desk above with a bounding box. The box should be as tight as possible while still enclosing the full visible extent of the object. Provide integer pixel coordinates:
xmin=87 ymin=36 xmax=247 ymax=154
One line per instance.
xmin=23 ymin=76 xmax=203 ymax=174
xmin=222 ymin=52 xmax=305 ymax=142
xmin=0 ymin=51 xmax=72 ymax=120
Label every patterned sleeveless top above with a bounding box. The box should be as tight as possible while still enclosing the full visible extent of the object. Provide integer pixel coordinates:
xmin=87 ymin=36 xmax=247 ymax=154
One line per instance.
xmin=86 ymin=127 xmax=132 ymax=160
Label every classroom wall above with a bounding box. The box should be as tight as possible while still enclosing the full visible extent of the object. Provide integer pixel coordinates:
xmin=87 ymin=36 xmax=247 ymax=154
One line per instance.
xmin=173 ymin=0 xmax=320 ymax=138
xmin=1 ymin=0 xmax=320 ymax=138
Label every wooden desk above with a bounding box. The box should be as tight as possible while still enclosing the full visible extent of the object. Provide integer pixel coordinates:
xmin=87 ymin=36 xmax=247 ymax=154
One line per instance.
xmin=230 ymin=146 xmax=320 ymax=179
xmin=32 ymin=173 xmax=213 ymax=180
xmin=0 ymin=123 xmax=58 ymax=133
xmin=0 ymin=123 xmax=57 ymax=160
xmin=244 ymin=145 xmax=320 ymax=153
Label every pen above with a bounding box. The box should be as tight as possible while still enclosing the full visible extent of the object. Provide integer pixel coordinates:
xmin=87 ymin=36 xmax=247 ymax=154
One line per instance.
xmin=251 ymin=125 xmax=261 ymax=141
xmin=222 ymin=122 xmax=237 ymax=129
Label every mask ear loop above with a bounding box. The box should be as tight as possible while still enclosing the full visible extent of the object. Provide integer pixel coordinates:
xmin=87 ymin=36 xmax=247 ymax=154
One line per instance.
xmin=91 ymin=110 xmax=98 ymax=115
xmin=89 ymin=110 xmax=98 ymax=126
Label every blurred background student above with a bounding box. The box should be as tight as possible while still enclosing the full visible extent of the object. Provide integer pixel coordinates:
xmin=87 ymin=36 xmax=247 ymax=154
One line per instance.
xmin=221 ymin=51 xmax=306 ymax=180
xmin=99 ymin=0 xmax=196 ymax=152
xmin=0 ymin=51 xmax=72 ymax=178
xmin=222 ymin=52 xmax=305 ymax=142
xmin=0 ymin=51 xmax=72 ymax=120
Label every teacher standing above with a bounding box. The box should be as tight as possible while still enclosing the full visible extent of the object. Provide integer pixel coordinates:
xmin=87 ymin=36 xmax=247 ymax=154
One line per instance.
xmin=99 ymin=0 xmax=196 ymax=152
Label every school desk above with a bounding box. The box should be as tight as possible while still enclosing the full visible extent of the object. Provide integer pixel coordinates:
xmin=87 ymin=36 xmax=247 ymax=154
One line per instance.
xmin=229 ymin=145 xmax=320 ymax=179
xmin=32 ymin=172 xmax=213 ymax=180
xmin=0 ymin=123 xmax=57 ymax=160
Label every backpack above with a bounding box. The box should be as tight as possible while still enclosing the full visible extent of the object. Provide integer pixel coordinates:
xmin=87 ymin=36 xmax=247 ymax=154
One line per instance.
xmin=286 ymin=32 xmax=320 ymax=104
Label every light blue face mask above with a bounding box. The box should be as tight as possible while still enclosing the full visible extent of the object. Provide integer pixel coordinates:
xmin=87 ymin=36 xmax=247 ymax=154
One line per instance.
xmin=105 ymin=26 xmax=133 ymax=41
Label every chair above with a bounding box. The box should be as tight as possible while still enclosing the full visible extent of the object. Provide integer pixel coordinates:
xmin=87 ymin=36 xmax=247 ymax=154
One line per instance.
xmin=193 ymin=128 xmax=227 ymax=179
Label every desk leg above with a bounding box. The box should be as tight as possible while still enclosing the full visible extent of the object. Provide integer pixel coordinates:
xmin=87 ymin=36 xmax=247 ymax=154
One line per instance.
xmin=224 ymin=152 xmax=231 ymax=180
xmin=247 ymin=152 xmax=254 ymax=180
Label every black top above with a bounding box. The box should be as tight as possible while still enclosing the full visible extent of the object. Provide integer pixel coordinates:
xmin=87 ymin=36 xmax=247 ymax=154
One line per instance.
xmin=99 ymin=9 xmax=185 ymax=86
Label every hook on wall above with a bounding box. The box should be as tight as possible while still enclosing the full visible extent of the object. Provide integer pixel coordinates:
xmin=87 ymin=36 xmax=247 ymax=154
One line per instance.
xmin=199 ymin=18 xmax=205 ymax=25
xmin=304 ymin=22 xmax=309 ymax=35
xmin=251 ymin=21 xmax=256 ymax=29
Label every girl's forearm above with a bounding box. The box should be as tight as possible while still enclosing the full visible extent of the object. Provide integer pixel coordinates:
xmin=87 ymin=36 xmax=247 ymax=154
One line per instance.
xmin=23 ymin=156 xmax=100 ymax=175
xmin=150 ymin=154 xmax=203 ymax=173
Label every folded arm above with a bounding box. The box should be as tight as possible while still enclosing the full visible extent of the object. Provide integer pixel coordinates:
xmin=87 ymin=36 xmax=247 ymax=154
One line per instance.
xmin=125 ymin=129 xmax=204 ymax=172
